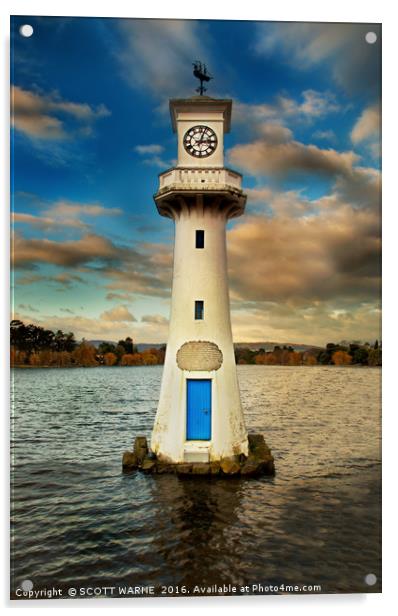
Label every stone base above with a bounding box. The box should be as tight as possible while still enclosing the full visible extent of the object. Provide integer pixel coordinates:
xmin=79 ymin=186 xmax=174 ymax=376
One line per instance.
xmin=122 ymin=434 xmax=275 ymax=477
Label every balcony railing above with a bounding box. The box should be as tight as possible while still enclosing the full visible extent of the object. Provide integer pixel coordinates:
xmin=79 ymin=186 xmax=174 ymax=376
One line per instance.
xmin=157 ymin=167 xmax=243 ymax=193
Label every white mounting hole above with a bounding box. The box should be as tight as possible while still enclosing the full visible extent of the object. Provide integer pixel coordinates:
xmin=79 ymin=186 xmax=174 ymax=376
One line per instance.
xmin=364 ymin=573 xmax=377 ymax=586
xmin=19 ymin=24 xmax=34 ymax=38
xmin=365 ymin=32 xmax=377 ymax=44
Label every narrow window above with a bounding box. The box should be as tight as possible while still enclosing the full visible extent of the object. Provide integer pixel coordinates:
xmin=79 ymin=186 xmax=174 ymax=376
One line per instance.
xmin=195 ymin=300 xmax=204 ymax=320
xmin=196 ymin=229 xmax=205 ymax=249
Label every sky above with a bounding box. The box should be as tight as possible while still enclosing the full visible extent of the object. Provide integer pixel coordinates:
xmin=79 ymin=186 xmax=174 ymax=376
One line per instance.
xmin=10 ymin=16 xmax=381 ymax=346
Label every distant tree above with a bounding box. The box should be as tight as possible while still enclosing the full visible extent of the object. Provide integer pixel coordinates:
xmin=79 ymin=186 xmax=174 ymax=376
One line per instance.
xmin=287 ymin=351 xmax=302 ymax=366
xmin=258 ymin=352 xmax=278 ymax=365
xmin=29 ymin=352 xmax=41 ymax=366
xmin=351 ymin=347 xmax=369 ymax=365
xmin=332 ymin=350 xmax=352 ymax=366
xmin=374 ymin=339 xmax=379 ymax=350
xmin=115 ymin=344 xmax=126 ymax=361
xmin=121 ymin=353 xmax=143 ymax=366
xmin=255 ymin=353 xmax=267 ymax=365
xmin=303 ymin=354 xmax=317 ymax=366
xmin=368 ymin=348 xmax=382 ymax=366
xmin=57 ymin=351 xmax=72 ymax=367
xmin=99 ymin=342 xmax=117 ymax=355
xmin=73 ymin=342 xmax=98 ymax=367
xmin=104 ymin=352 xmax=117 ymax=366
xmin=118 ymin=337 xmax=134 ymax=354
xmin=141 ymin=350 xmax=158 ymax=365
xmin=317 ymin=350 xmax=331 ymax=365
xmin=234 ymin=347 xmax=257 ymax=364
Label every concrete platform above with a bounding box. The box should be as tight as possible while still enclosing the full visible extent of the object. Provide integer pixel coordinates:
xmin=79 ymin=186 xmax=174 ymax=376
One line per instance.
xmin=122 ymin=434 xmax=275 ymax=477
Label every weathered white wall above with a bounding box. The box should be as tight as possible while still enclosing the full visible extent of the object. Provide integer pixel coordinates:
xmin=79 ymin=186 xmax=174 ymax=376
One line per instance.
xmin=151 ymin=207 xmax=248 ymax=462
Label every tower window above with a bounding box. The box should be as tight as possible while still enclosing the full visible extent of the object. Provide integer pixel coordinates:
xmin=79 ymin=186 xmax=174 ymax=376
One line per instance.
xmin=195 ymin=300 xmax=204 ymax=320
xmin=196 ymin=230 xmax=205 ymax=249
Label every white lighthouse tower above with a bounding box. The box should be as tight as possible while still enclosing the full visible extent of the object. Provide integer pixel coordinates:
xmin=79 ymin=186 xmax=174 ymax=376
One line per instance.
xmin=150 ymin=82 xmax=248 ymax=464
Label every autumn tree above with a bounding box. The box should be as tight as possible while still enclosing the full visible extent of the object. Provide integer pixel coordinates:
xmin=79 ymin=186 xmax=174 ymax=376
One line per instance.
xmin=121 ymin=353 xmax=143 ymax=366
xmin=287 ymin=351 xmax=302 ymax=366
xmin=104 ymin=352 xmax=117 ymax=366
xmin=303 ymin=353 xmax=317 ymax=366
xmin=73 ymin=341 xmax=98 ymax=367
xmin=332 ymin=350 xmax=352 ymax=366
xmin=368 ymin=348 xmax=382 ymax=366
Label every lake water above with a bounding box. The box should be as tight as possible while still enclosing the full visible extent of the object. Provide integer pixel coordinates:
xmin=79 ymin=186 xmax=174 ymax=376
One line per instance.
xmin=10 ymin=365 xmax=381 ymax=598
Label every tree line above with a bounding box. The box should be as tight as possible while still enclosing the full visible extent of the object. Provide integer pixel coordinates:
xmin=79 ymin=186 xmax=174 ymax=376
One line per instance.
xmin=10 ymin=320 xmax=381 ymax=368
xmin=10 ymin=320 xmax=165 ymax=368
xmin=235 ymin=341 xmax=381 ymax=367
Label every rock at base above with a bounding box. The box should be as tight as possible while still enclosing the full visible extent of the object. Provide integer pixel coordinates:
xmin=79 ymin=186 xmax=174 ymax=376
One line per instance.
xmin=134 ymin=436 xmax=148 ymax=462
xmin=209 ymin=462 xmax=221 ymax=475
xmin=122 ymin=451 xmax=138 ymax=470
xmin=220 ymin=456 xmax=241 ymax=475
xmin=191 ymin=463 xmax=211 ymax=475
xmin=141 ymin=458 xmax=156 ymax=472
xmin=176 ymin=463 xmax=192 ymax=475
xmin=156 ymin=463 xmax=176 ymax=474
xmin=122 ymin=433 xmax=275 ymax=477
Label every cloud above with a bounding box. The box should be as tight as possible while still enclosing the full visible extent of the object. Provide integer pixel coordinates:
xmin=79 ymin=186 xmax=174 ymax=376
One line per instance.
xmin=12 ymin=229 xmax=173 ymax=298
xmin=351 ymin=105 xmax=380 ymax=158
xmin=235 ymin=90 xmax=340 ymax=123
xmin=15 ymin=274 xmax=46 ymax=286
xmin=254 ymin=22 xmax=381 ymax=95
xmin=13 ymin=200 xmax=123 ymax=234
xmin=230 ymin=301 xmax=381 ymax=346
xmin=351 ymin=105 xmax=380 ymax=144
xmin=333 ymin=166 xmax=381 ymax=209
xmin=141 ymin=314 xmax=168 ymax=325
xmin=312 ymin=129 xmax=336 ymax=143
xmin=12 ymin=233 xmax=124 ymax=269
xmin=44 ymin=201 xmax=122 ymax=218
xmin=50 ymin=273 xmax=84 ymax=287
xmin=11 ymin=85 xmax=110 ymax=140
xmin=117 ymin=19 xmax=209 ymax=97
xmin=106 ymin=292 xmax=134 ymax=302
xmin=134 ymin=144 xmax=169 ymax=168
xmin=134 ymin=144 xmax=164 ymax=155
xmin=12 ymin=312 xmax=137 ymax=343
xmin=227 ymin=200 xmax=380 ymax=305
xmin=18 ymin=304 xmax=39 ymax=312
xmin=228 ymin=135 xmax=358 ymax=179
xmin=100 ymin=305 xmax=137 ymax=322
xmin=12 ymin=212 xmax=88 ymax=231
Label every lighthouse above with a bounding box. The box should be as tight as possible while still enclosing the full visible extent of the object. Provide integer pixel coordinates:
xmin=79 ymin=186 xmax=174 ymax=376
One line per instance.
xmin=150 ymin=77 xmax=249 ymax=464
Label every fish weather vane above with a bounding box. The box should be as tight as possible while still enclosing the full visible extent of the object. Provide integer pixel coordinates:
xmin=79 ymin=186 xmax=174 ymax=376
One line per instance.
xmin=192 ymin=61 xmax=212 ymax=95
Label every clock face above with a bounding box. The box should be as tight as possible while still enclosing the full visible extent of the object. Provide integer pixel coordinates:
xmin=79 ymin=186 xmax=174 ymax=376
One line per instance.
xmin=183 ymin=125 xmax=218 ymax=158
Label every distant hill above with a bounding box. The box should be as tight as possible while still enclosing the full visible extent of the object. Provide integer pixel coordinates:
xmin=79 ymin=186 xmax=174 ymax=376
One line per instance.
xmin=233 ymin=342 xmax=323 ymax=352
xmin=86 ymin=340 xmax=322 ymax=352
xmin=85 ymin=339 xmax=118 ymax=348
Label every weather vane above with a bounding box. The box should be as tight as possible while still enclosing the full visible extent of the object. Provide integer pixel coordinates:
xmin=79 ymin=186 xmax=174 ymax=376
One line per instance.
xmin=192 ymin=61 xmax=212 ymax=95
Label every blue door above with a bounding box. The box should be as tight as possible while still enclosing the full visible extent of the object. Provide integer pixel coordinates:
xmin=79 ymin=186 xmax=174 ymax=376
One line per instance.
xmin=186 ymin=379 xmax=211 ymax=440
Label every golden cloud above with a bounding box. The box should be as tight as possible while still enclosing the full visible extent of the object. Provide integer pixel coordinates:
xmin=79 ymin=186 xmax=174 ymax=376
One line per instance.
xmin=227 ymin=200 xmax=380 ymax=304
xmin=11 ymin=85 xmax=110 ymax=140
xmin=100 ymin=305 xmax=136 ymax=322
xmin=228 ymin=138 xmax=359 ymax=178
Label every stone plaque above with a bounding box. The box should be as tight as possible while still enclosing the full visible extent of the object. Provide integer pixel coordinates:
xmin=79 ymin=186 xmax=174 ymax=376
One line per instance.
xmin=176 ymin=341 xmax=223 ymax=371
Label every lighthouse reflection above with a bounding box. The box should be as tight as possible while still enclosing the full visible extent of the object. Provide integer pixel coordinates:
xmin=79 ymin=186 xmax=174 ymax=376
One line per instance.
xmin=148 ymin=475 xmax=248 ymax=590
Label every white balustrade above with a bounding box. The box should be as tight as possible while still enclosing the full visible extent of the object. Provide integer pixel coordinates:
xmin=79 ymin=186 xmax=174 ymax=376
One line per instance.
xmin=158 ymin=167 xmax=242 ymax=192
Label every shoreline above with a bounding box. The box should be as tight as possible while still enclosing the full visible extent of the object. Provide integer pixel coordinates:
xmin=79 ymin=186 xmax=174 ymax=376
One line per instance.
xmin=10 ymin=364 xmax=381 ymax=370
